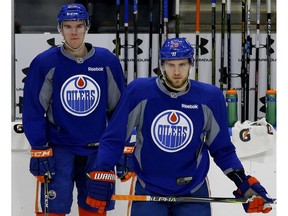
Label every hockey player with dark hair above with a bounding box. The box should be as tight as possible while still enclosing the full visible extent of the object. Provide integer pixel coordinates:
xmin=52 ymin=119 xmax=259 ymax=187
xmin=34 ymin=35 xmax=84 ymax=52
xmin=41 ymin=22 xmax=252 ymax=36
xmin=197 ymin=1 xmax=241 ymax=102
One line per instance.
xmin=85 ymin=37 xmax=274 ymax=215
xmin=22 ymin=3 xmax=126 ymax=216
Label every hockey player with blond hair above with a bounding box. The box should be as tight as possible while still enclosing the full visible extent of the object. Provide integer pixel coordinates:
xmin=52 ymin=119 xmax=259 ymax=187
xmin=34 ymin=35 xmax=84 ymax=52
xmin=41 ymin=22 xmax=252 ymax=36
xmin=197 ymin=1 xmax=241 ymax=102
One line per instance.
xmin=85 ymin=37 xmax=274 ymax=215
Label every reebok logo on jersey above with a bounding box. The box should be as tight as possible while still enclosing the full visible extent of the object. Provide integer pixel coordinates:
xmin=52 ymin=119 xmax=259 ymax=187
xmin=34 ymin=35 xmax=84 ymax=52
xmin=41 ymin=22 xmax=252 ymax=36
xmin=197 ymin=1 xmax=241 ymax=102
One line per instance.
xmin=60 ymin=75 xmax=101 ymax=116
xmin=181 ymin=104 xmax=198 ymax=109
xmin=88 ymin=67 xmax=104 ymax=72
xmin=151 ymin=110 xmax=194 ymax=153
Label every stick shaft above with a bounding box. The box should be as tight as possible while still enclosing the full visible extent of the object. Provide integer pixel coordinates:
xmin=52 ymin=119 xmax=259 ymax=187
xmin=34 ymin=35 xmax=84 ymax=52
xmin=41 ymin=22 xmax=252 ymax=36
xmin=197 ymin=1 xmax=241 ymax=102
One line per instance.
xmin=195 ymin=0 xmax=200 ymax=81
xmin=44 ymin=175 xmax=49 ymax=216
xmin=175 ymin=0 xmax=180 ymax=37
xmin=163 ymin=0 xmax=169 ymax=40
xmin=112 ymin=194 xmax=251 ymax=203
xmin=245 ymin=0 xmax=251 ymax=120
xmin=133 ymin=0 xmax=138 ymax=79
xmin=148 ymin=0 xmax=153 ymax=76
xmin=266 ymin=0 xmax=272 ymax=90
xmin=240 ymin=0 xmax=246 ymax=122
xmin=115 ymin=0 xmax=121 ymax=58
xmin=227 ymin=0 xmax=231 ymax=89
xmin=254 ymin=0 xmax=261 ymax=120
xmin=124 ymin=0 xmax=129 ymax=83
xmin=219 ymin=0 xmax=226 ymax=90
xmin=211 ymin=0 xmax=216 ymax=85
xmin=159 ymin=0 xmax=163 ymax=46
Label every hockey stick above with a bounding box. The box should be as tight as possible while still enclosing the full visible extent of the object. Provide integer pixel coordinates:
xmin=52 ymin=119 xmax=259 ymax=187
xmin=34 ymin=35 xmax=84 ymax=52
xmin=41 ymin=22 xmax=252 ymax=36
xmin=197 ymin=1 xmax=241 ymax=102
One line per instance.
xmin=266 ymin=0 xmax=272 ymax=91
xmin=219 ymin=0 xmax=227 ymax=90
xmin=112 ymin=194 xmax=277 ymax=204
xmin=148 ymin=0 xmax=153 ymax=77
xmin=124 ymin=0 xmax=129 ymax=83
xmin=153 ymin=0 xmax=163 ymax=76
xmin=211 ymin=0 xmax=216 ymax=85
xmin=245 ymin=0 xmax=251 ymax=120
xmin=133 ymin=0 xmax=138 ymax=79
xmin=44 ymin=174 xmax=49 ymax=216
xmin=254 ymin=0 xmax=260 ymax=120
xmin=159 ymin=0 xmax=163 ymax=48
xmin=115 ymin=0 xmax=121 ymax=58
xmin=195 ymin=0 xmax=200 ymax=81
xmin=259 ymin=0 xmax=272 ymax=114
xmin=240 ymin=0 xmax=246 ymax=122
xmin=226 ymin=0 xmax=231 ymax=89
xmin=175 ymin=0 xmax=180 ymax=38
xmin=163 ymin=0 xmax=169 ymax=40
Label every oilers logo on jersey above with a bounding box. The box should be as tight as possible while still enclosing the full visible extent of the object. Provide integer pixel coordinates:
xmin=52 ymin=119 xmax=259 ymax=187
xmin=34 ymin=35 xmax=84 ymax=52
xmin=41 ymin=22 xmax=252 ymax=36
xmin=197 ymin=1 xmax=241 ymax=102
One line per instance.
xmin=60 ymin=74 xmax=101 ymax=116
xmin=151 ymin=110 xmax=193 ymax=153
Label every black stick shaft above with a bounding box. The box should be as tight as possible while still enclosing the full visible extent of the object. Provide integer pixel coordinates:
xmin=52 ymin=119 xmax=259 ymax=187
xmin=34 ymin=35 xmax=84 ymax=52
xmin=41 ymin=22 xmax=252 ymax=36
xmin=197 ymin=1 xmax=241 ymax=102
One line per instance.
xmin=148 ymin=0 xmax=153 ymax=77
xmin=115 ymin=0 xmax=121 ymax=58
xmin=195 ymin=0 xmax=200 ymax=81
xmin=254 ymin=0 xmax=260 ymax=120
xmin=227 ymin=0 xmax=231 ymax=89
xmin=219 ymin=0 xmax=226 ymax=90
xmin=245 ymin=0 xmax=251 ymax=120
xmin=211 ymin=0 xmax=216 ymax=85
xmin=133 ymin=0 xmax=138 ymax=79
xmin=112 ymin=194 xmax=277 ymax=204
xmin=240 ymin=0 xmax=246 ymax=122
xmin=124 ymin=0 xmax=129 ymax=83
xmin=155 ymin=0 xmax=164 ymax=76
xmin=266 ymin=0 xmax=272 ymax=90
xmin=175 ymin=0 xmax=180 ymax=37
xmin=44 ymin=175 xmax=49 ymax=216
xmin=159 ymin=0 xmax=163 ymax=47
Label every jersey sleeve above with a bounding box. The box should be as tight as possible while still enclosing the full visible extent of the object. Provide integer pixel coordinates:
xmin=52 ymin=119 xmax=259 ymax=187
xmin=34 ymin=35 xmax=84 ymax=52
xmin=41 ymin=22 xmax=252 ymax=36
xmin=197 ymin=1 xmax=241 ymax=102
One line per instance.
xmin=96 ymin=80 xmax=140 ymax=170
xmin=205 ymin=87 xmax=244 ymax=173
xmin=22 ymin=54 xmax=52 ymax=148
xmin=108 ymin=53 xmax=126 ymax=117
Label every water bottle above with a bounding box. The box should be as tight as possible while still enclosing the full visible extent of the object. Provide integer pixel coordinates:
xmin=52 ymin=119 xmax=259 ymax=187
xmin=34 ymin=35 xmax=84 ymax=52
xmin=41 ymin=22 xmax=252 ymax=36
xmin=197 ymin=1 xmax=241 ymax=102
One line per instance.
xmin=226 ymin=88 xmax=238 ymax=127
xmin=266 ymin=88 xmax=276 ymax=127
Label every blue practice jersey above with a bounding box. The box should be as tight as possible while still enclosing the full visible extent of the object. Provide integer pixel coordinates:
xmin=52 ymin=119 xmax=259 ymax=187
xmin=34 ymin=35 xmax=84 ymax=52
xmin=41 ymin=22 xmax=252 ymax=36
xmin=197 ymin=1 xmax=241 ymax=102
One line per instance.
xmin=23 ymin=43 xmax=126 ymax=155
xmin=96 ymin=77 xmax=243 ymax=196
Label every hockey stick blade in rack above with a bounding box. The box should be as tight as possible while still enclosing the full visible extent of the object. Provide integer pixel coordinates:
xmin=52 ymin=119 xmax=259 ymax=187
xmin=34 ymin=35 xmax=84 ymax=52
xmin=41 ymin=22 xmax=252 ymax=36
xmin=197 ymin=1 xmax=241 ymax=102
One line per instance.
xmin=112 ymin=194 xmax=276 ymax=204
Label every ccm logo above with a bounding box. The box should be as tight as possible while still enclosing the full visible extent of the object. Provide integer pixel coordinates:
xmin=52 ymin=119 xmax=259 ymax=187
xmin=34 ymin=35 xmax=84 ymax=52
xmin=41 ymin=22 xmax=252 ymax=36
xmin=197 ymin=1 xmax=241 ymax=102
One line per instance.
xmin=31 ymin=148 xmax=53 ymax=158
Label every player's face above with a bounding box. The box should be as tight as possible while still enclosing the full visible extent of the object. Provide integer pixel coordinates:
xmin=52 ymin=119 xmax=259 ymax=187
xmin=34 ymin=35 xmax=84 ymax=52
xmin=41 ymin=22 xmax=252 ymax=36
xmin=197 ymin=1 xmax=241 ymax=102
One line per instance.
xmin=60 ymin=20 xmax=87 ymax=49
xmin=163 ymin=59 xmax=191 ymax=89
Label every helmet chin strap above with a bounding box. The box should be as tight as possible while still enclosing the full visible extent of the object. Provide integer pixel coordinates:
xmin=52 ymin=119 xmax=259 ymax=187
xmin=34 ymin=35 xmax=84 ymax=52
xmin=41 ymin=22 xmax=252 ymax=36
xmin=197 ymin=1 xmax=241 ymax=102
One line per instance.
xmin=162 ymin=76 xmax=189 ymax=92
xmin=160 ymin=66 xmax=191 ymax=92
xmin=58 ymin=26 xmax=88 ymax=51
xmin=62 ymin=39 xmax=85 ymax=51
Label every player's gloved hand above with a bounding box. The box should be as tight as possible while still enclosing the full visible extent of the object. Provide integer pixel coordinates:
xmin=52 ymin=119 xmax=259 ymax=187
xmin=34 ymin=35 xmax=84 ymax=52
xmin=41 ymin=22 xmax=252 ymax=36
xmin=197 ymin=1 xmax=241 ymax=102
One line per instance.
xmin=86 ymin=171 xmax=115 ymax=213
xmin=116 ymin=146 xmax=135 ymax=182
xmin=233 ymin=175 xmax=273 ymax=213
xmin=29 ymin=146 xmax=56 ymax=183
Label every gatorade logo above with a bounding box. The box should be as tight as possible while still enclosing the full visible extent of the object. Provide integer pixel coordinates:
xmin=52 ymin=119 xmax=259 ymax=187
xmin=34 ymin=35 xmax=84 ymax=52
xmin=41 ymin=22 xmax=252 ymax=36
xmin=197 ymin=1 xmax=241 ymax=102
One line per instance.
xmin=60 ymin=75 xmax=101 ymax=116
xmin=239 ymin=128 xmax=251 ymax=142
xmin=151 ymin=110 xmax=193 ymax=153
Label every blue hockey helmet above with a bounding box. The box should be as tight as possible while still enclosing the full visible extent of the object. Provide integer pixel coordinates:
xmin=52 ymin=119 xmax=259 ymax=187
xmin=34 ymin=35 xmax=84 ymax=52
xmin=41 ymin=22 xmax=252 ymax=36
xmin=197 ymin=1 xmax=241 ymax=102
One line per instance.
xmin=159 ymin=38 xmax=194 ymax=62
xmin=57 ymin=3 xmax=90 ymax=27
